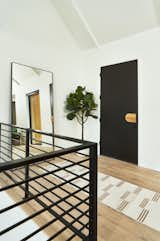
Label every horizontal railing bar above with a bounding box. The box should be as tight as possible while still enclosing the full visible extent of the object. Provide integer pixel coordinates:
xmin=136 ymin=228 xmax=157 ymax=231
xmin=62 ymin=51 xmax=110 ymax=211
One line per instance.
xmin=12 ymin=138 xmax=22 ymax=142
xmin=1 ymin=128 xmax=26 ymax=134
xmin=1 ymin=128 xmax=13 ymax=133
xmin=46 ymin=209 xmax=89 ymax=241
xmin=0 ymin=157 xmax=11 ymax=162
xmin=0 ymin=156 xmax=10 ymax=162
xmin=54 ymin=134 xmax=84 ymax=144
xmin=32 ymin=138 xmax=89 ymax=157
xmin=31 ymin=129 xmax=84 ymax=144
xmin=0 ymin=137 xmax=88 ymax=160
xmin=21 ymin=217 xmax=57 ymax=241
xmin=33 ymin=196 xmax=87 ymax=240
xmin=29 ymin=164 xmax=89 ymax=204
xmin=0 ymin=122 xmax=94 ymax=145
xmin=49 ymin=161 xmax=89 ymax=182
xmin=22 ymin=163 xmax=89 ymax=205
xmin=12 ymin=147 xmax=34 ymax=158
xmin=0 ymin=171 xmax=89 ymax=214
xmin=12 ymin=166 xmax=89 ymax=209
xmin=66 ymin=220 xmax=89 ymax=241
xmin=66 ymin=234 xmax=76 ymax=241
xmin=30 ymin=138 xmax=89 ymax=160
xmin=0 ymin=134 xmax=11 ymax=140
xmin=0 ymin=122 xmax=28 ymax=131
xmin=3 ymin=170 xmax=24 ymax=190
xmin=0 ymin=122 xmax=96 ymax=240
xmin=57 ymin=156 xmax=89 ymax=170
xmin=0 ymin=157 xmax=6 ymax=163
xmin=23 ymin=207 xmax=89 ymax=241
xmin=26 ymin=145 xmax=89 ymax=169
xmin=29 ymin=145 xmax=49 ymax=153
xmin=0 ymin=158 xmax=89 ymax=192
xmin=3 ymin=169 xmax=89 ymax=238
xmin=37 ymin=158 xmax=89 ymax=182
xmin=0 ymin=145 xmax=23 ymax=159
xmin=35 ymin=163 xmax=89 ymax=194
xmin=32 ymin=138 xmax=62 ymax=149
xmin=0 ymin=150 xmax=11 ymax=159
xmin=15 ymin=167 xmax=89 ymax=218
xmin=0 ymin=142 xmax=93 ymax=171
xmin=0 ymin=139 xmax=12 ymax=146
xmin=11 ymin=170 xmax=89 ymax=230
xmin=13 ymin=145 xmax=26 ymax=153
xmin=9 ymin=169 xmax=89 ymax=230
xmin=0 ymin=182 xmax=89 ymax=239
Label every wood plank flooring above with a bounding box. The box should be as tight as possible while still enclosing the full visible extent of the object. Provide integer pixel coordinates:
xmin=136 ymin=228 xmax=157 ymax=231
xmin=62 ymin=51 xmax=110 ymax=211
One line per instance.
xmin=1 ymin=154 xmax=160 ymax=240
xmin=99 ymin=156 xmax=160 ymax=241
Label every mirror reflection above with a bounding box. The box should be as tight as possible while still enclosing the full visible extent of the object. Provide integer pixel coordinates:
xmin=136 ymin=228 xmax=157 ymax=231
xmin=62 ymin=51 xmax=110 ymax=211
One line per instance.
xmin=11 ymin=63 xmax=54 ymax=142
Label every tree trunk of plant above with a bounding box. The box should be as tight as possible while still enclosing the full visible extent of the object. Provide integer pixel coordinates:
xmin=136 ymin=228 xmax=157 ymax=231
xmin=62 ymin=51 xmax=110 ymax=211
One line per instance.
xmin=81 ymin=114 xmax=84 ymax=141
xmin=82 ymin=122 xmax=84 ymax=141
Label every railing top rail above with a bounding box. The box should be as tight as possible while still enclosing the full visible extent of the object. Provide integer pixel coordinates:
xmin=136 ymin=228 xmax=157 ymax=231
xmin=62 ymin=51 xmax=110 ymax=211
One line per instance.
xmin=0 ymin=122 xmax=92 ymax=144
xmin=0 ymin=122 xmax=28 ymax=131
xmin=0 ymin=141 xmax=96 ymax=172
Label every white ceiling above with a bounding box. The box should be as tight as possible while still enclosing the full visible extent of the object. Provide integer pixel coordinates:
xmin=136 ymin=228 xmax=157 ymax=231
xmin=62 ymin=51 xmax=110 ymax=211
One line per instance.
xmin=53 ymin=0 xmax=160 ymax=49
xmin=0 ymin=0 xmax=159 ymax=50
xmin=0 ymin=0 xmax=78 ymax=48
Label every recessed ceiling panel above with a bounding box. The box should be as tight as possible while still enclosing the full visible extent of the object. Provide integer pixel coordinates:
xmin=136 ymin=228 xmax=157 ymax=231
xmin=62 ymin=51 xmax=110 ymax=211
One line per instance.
xmin=74 ymin=0 xmax=158 ymax=45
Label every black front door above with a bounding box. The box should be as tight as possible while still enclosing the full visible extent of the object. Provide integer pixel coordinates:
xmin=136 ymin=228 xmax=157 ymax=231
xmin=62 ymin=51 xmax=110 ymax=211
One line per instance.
xmin=100 ymin=60 xmax=138 ymax=164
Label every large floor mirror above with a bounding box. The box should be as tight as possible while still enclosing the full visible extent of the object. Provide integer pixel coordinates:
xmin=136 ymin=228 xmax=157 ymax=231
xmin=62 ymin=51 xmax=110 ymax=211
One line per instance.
xmin=11 ymin=62 xmax=54 ymax=148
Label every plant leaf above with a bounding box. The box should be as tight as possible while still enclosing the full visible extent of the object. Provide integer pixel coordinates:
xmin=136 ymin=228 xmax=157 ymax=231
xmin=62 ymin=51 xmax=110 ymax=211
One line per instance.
xmin=66 ymin=112 xmax=76 ymax=120
xmin=65 ymin=85 xmax=98 ymax=123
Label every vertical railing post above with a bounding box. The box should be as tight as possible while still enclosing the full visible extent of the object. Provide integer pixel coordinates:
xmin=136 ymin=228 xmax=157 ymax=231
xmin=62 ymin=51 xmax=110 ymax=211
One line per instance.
xmin=89 ymin=143 xmax=98 ymax=241
xmin=24 ymin=128 xmax=30 ymax=199
xmin=11 ymin=126 xmax=13 ymax=160
xmin=0 ymin=123 xmax=1 ymax=160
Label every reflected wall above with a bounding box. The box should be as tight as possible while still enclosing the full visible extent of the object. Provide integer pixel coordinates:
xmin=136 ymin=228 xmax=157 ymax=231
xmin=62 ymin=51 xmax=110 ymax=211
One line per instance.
xmin=11 ymin=63 xmax=54 ymax=135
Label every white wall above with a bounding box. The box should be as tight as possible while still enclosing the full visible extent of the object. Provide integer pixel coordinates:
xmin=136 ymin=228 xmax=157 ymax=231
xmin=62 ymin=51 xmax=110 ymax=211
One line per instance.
xmin=1 ymin=1 xmax=160 ymax=172
xmin=0 ymin=0 xmax=85 ymax=141
xmin=82 ymin=27 xmax=160 ymax=171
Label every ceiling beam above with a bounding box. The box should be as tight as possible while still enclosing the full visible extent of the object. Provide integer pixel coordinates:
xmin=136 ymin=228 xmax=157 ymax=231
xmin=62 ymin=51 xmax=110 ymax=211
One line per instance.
xmin=71 ymin=0 xmax=99 ymax=48
xmin=52 ymin=0 xmax=99 ymax=49
xmin=152 ymin=0 xmax=160 ymax=24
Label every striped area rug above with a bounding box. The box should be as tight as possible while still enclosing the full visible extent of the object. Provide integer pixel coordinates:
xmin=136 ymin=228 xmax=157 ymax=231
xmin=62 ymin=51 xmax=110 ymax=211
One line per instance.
xmin=98 ymin=173 xmax=160 ymax=232
xmin=46 ymin=161 xmax=160 ymax=233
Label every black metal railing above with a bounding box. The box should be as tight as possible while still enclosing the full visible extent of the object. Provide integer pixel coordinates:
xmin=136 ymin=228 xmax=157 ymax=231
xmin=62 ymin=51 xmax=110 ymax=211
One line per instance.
xmin=0 ymin=122 xmax=97 ymax=241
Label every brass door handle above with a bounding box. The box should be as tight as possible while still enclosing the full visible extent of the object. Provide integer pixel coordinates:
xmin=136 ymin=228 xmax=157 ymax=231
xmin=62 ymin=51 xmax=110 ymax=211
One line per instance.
xmin=125 ymin=113 xmax=137 ymax=123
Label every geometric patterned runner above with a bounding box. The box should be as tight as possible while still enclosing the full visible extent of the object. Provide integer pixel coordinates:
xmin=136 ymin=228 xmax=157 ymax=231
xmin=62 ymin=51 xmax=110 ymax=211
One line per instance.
xmin=98 ymin=173 xmax=160 ymax=232
xmin=46 ymin=161 xmax=160 ymax=233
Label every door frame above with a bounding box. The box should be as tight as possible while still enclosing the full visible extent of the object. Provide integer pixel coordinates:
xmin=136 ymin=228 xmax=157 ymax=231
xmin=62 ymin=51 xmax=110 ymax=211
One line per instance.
xmin=27 ymin=90 xmax=41 ymax=144
xmin=100 ymin=59 xmax=138 ymax=164
xmin=49 ymin=83 xmax=54 ymax=145
xmin=27 ymin=90 xmax=40 ymax=130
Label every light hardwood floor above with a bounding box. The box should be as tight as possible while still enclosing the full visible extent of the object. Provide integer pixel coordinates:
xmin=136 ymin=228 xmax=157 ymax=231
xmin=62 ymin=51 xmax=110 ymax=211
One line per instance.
xmin=1 ymin=155 xmax=160 ymax=240
xmin=99 ymin=156 xmax=160 ymax=241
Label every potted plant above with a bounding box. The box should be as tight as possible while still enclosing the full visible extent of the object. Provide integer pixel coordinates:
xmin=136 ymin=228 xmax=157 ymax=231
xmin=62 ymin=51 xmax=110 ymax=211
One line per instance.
xmin=12 ymin=127 xmax=21 ymax=145
xmin=65 ymin=86 xmax=98 ymax=141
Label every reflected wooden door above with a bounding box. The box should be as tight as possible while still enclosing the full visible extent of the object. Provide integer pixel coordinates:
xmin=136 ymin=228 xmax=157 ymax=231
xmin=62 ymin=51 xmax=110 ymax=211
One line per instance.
xmin=28 ymin=91 xmax=42 ymax=143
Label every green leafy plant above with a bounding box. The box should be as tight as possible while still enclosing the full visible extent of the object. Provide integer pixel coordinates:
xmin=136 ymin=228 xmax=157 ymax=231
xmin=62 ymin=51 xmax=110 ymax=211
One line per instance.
xmin=65 ymin=86 xmax=98 ymax=141
xmin=12 ymin=127 xmax=21 ymax=145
